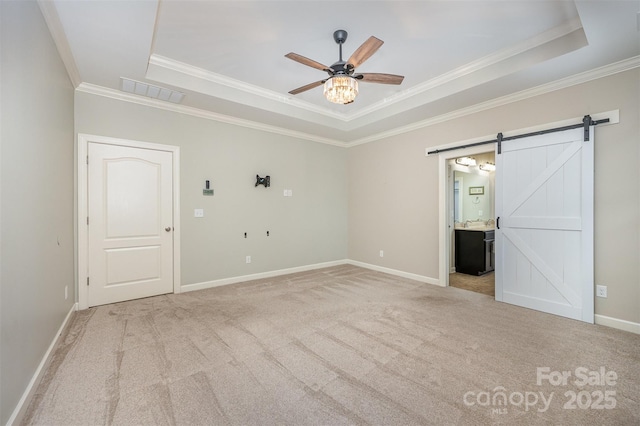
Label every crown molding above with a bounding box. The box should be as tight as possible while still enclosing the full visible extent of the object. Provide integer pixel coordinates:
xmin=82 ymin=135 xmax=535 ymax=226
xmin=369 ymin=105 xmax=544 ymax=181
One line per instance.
xmin=346 ymin=55 xmax=640 ymax=147
xmin=149 ymin=17 xmax=585 ymax=128
xmin=76 ymin=83 xmax=346 ymax=147
xmin=77 ymin=55 xmax=638 ymax=149
xmin=348 ymin=17 xmax=585 ymax=121
xmin=37 ymin=0 xmax=81 ymax=88
xmin=148 ymin=54 xmax=348 ymax=121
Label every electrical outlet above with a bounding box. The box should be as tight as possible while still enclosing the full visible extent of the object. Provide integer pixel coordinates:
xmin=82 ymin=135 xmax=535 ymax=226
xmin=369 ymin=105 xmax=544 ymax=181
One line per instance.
xmin=596 ymin=285 xmax=607 ymax=298
xmin=246 ymin=256 xmax=251 ymax=264
xmin=194 ymin=209 xmax=204 ymax=218
xmin=379 ymin=250 xmax=384 ymax=258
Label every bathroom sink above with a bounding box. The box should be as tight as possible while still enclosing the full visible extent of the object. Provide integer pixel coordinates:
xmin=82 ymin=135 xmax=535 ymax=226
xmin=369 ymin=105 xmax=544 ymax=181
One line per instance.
xmin=455 ymin=222 xmax=494 ymax=231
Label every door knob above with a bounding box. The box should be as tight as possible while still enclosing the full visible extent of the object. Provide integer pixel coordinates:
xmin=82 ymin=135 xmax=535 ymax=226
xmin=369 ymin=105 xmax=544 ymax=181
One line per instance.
xmin=165 ymin=227 xmax=172 ymax=232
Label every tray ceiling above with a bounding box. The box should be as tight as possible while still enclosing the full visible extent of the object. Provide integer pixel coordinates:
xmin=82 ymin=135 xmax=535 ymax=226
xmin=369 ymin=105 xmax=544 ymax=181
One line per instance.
xmin=44 ymin=0 xmax=640 ymax=145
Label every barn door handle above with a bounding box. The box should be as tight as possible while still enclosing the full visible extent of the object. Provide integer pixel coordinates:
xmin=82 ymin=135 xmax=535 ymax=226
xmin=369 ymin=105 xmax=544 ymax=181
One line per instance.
xmin=165 ymin=227 xmax=172 ymax=232
xmin=496 ymin=217 xmax=500 ymax=229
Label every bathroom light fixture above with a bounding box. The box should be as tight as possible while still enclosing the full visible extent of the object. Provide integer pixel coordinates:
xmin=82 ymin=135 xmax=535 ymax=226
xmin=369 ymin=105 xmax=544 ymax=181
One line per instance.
xmin=455 ymin=157 xmax=477 ymax=167
xmin=479 ymin=162 xmax=496 ymax=171
xmin=324 ymin=76 xmax=358 ymax=104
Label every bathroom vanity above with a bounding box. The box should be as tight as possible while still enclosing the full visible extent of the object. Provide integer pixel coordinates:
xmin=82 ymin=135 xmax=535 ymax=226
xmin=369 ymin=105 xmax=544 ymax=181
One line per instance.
xmin=455 ymin=228 xmax=495 ymax=275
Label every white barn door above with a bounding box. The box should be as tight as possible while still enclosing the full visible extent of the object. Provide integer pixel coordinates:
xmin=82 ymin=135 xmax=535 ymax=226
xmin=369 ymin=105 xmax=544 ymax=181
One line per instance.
xmin=495 ymin=127 xmax=594 ymax=323
xmin=87 ymin=142 xmax=174 ymax=307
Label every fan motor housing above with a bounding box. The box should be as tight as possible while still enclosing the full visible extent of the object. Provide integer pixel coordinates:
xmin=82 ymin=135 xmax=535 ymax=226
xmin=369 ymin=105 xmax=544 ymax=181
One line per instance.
xmin=329 ymin=61 xmax=353 ymax=76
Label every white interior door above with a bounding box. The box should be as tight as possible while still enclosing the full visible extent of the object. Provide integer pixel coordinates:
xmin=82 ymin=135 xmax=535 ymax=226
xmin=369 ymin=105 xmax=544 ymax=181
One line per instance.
xmin=88 ymin=142 xmax=174 ymax=307
xmin=495 ymin=127 xmax=594 ymax=323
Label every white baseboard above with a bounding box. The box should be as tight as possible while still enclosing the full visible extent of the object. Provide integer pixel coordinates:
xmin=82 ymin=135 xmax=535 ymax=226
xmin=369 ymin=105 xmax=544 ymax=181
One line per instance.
xmin=181 ymin=260 xmax=349 ymax=293
xmin=346 ymin=259 xmax=441 ymax=286
xmin=595 ymin=314 xmax=640 ymax=335
xmin=181 ymin=259 xmax=441 ymax=294
xmin=7 ymin=302 xmax=78 ymax=426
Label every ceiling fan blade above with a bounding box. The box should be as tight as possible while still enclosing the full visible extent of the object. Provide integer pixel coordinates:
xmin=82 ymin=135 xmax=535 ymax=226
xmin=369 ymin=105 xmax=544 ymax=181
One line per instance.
xmin=285 ymin=53 xmax=332 ymax=72
xmin=288 ymin=80 xmax=326 ymax=95
xmin=346 ymin=36 xmax=384 ymax=69
xmin=356 ymin=73 xmax=404 ymax=85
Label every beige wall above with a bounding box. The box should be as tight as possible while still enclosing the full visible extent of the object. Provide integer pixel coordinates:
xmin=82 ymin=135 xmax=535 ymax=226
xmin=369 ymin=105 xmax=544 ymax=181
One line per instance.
xmin=348 ymin=69 xmax=640 ymax=324
xmin=75 ymin=92 xmax=348 ymax=286
xmin=0 ymin=1 xmax=75 ymax=423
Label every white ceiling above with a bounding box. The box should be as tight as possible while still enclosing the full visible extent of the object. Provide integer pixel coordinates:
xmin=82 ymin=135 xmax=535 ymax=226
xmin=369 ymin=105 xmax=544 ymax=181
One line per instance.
xmin=44 ymin=0 xmax=640 ymax=146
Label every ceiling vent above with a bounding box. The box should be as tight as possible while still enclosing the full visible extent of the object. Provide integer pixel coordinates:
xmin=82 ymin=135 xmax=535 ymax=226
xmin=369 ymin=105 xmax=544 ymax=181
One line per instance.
xmin=120 ymin=78 xmax=185 ymax=104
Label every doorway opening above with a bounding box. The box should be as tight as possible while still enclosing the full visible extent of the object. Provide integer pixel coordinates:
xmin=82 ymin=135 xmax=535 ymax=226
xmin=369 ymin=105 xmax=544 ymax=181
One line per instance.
xmin=449 ymin=151 xmax=495 ymax=297
xmin=445 ymin=150 xmax=496 ymax=297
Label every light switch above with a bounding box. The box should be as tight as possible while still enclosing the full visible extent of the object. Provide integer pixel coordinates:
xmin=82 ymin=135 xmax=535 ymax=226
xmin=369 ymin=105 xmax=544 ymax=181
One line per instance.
xmin=194 ymin=209 xmax=204 ymax=218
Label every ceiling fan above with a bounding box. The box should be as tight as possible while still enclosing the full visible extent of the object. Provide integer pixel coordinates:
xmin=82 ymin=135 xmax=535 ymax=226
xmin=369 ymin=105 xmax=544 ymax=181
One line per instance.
xmin=285 ymin=30 xmax=404 ymax=104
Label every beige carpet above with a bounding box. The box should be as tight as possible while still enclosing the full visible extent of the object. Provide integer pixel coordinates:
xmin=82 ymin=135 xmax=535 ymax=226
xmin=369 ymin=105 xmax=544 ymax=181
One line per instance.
xmin=23 ymin=265 xmax=640 ymax=425
xmin=450 ymin=272 xmax=495 ymax=297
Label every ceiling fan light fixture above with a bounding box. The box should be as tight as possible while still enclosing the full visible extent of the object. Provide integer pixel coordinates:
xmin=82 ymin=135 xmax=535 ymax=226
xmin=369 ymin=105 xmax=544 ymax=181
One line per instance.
xmin=324 ymin=76 xmax=358 ymax=104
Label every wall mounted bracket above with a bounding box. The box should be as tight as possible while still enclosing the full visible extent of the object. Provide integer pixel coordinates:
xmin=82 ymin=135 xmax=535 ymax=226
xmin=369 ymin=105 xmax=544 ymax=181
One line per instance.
xmin=255 ymin=175 xmax=270 ymax=187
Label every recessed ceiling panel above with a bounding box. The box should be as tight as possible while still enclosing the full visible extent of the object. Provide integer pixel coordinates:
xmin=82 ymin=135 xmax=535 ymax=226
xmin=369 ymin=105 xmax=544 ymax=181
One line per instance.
xmin=151 ymin=0 xmax=581 ymax=113
xmin=49 ymin=0 xmax=639 ymax=144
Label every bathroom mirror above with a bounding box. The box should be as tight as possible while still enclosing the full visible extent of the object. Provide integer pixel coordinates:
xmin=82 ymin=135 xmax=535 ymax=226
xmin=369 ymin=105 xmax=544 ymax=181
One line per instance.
xmin=452 ymin=153 xmax=495 ymax=223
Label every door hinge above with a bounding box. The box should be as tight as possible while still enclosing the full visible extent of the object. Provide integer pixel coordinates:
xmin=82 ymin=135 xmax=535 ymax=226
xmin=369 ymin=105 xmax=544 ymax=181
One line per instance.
xmin=86 ymin=155 xmax=89 ymax=165
xmin=87 ymin=217 xmax=89 ymax=225
xmin=87 ymin=277 xmax=90 ymax=286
